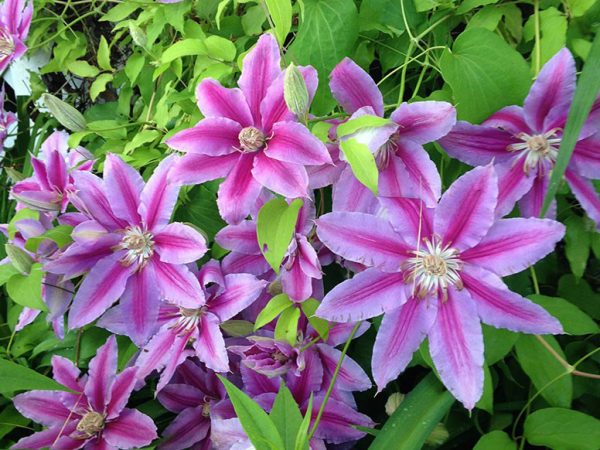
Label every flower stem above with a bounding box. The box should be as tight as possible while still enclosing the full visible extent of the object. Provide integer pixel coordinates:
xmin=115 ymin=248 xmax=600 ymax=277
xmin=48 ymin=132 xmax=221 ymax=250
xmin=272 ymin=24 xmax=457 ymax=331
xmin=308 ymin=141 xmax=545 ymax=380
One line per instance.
xmin=533 ymin=0 xmax=542 ymax=75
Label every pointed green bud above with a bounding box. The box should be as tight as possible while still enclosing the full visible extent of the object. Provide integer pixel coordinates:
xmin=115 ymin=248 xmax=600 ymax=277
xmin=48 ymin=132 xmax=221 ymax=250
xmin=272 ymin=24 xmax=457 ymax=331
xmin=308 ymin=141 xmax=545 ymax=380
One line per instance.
xmin=284 ymin=63 xmax=309 ymax=120
xmin=5 ymin=244 xmax=34 ymax=275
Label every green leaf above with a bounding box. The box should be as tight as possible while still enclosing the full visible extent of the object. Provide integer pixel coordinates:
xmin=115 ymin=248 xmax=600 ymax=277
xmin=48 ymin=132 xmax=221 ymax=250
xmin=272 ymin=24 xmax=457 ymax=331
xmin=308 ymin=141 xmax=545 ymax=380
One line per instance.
xmin=528 ymin=294 xmax=599 ymax=335
xmin=220 ymin=320 xmax=255 ymax=337
xmin=359 ymin=0 xmax=422 ymax=34
xmin=515 ymin=335 xmax=572 ymax=408
xmin=473 ymin=430 xmax=516 ymax=450
xmin=300 ymin=299 xmax=329 ymax=341
xmin=0 ymin=264 xmax=19 ymax=286
xmin=564 ymin=215 xmax=591 ymax=278
xmin=4 ymin=244 xmax=33 ymax=274
xmin=67 ymin=60 xmax=100 ymax=78
xmin=456 ymin=0 xmax=499 ymax=14
xmin=275 ymin=306 xmax=301 ymax=345
xmin=125 ymin=53 xmax=145 ymax=84
xmin=204 ymin=36 xmax=236 ymax=61
xmin=264 ymin=0 xmax=292 ymax=45
xmin=270 ymin=383 xmax=303 ymax=450
xmin=566 ymin=0 xmax=597 ymax=17
xmin=339 ymin=138 xmax=379 ymax=195
xmin=97 ymin=36 xmax=113 ymax=71
xmin=257 ymin=198 xmax=303 ymax=273
xmin=294 ymin=394 xmax=313 ymax=450
xmin=336 ymin=114 xmax=393 ymax=138
xmin=288 ymin=0 xmax=359 ymax=115
xmin=526 ymin=7 xmax=567 ymax=69
xmin=0 ymin=404 xmax=30 ymax=439
xmin=100 ymin=1 xmax=141 ymax=21
xmin=24 ymin=225 xmax=73 ymax=253
xmin=439 ymin=27 xmax=531 ymax=123
xmin=524 ymin=408 xmax=600 ymax=450
xmin=6 ymin=264 xmax=47 ymax=311
xmin=161 ymin=39 xmax=206 ymax=64
xmin=0 ymin=357 xmax=72 ymax=393
xmin=483 ymin=325 xmax=518 ymax=365
xmin=476 ymin=364 xmax=493 ymax=413
xmin=174 ymin=185 xmax=226 ymax=242
xmin=370 ymin=372 xmax=454 ymax=450
xmin=541 ymin=31 xmax=600 ymax=216
xmin=255 ymin=293 xmax=293 ymax=330
xmin=217 ymin=375 xmax=285 ymax=450
xmin=90 ymin=73 xmax=114 ymax=101
xmin=42 ymin=94 xmax=86 ymax=132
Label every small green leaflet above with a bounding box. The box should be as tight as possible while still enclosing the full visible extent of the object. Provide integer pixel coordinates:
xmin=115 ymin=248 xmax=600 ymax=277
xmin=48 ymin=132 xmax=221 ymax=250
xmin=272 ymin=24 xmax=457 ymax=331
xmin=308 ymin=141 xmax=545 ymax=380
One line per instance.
xmin=300 ymin=299 xmax=329 ymax=341
xmin=255 ymin=293 xmax=293 ymax=330
xmin=264 ymin=0 xmax=293 ymax=45
xmin=25 ymin=225 xmax=74 ymax=253
xmin=275 ymin=306 xmax=301 ymax=345
xmin=42 ymin=94 xmax=86 ymax=132
xmin=6 ymin=263 xmax=47 ymax=311
xmin=270 ymin=383 xmax=304 ymax=450
xmin=339 ymin=138 xmax=379 ymax=195
xmin=0 ymin=357 xmax=72 ymax=393
xmin=257 ymin=198 xmax=303 ymax=273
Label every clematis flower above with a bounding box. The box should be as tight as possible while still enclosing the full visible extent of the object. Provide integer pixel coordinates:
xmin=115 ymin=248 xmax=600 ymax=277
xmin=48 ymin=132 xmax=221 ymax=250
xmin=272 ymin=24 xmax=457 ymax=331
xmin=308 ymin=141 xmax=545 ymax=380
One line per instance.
xmin=0 ymin=0 xmax=32 ymax=72
xmin=0 ymin=86 xmax=15 ymax=148
xmin=167 ymin=33 xmax=331 ymax=224
xmin=135 ymin=259 xmax=266 ymax=390
xmin=44 ymin=154 xmax=208 ymax=344
xmin=328 ymin=57 xmax=456 ymax=213
xmin=156 ymin=360 xmax=235 ymax=450
xmin=12 ymin=336 xmax=157 ymax=449
xmin=439 ymin=48 xmax=600 ymax=225
xmin=216 ymin=200 xmax=322 ymax=302
xmin=315 ymin=165 xmax=565 ymax=408
xmin=11 ymin=131 xmax=94 ymax=213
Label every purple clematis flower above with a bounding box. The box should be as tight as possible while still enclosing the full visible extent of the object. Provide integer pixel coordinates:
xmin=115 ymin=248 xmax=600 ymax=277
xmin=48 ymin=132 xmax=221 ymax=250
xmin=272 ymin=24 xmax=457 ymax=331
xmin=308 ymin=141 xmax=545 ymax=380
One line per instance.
xmin=167 ymin=34 xmax=331 ymax=224
xmin=0 ymin=0 xmax=32 ymax=71
xmin=439 ymin=48 xmax=600 ymax=226
xmin=329 ymin=57 xmax=456 ymax=213
xmin=216 ymin=200 xmax=322 ymax=302
xmin=44 ymin=154 xmax=208 ymax=344
xmin=135 ymin=260 xmax=266 ymax=390
xmin=12 ymin=336 xmax=157 ymax=449
xmin=0 ymin=86 xmax=15 ymax=148
xmin=157 ymin=359 xmax=235 ymax=450
xmin=315 ymin=165 xmax=565 ymax=408
xmin=11 ymin=131 xmax=94 ymax=213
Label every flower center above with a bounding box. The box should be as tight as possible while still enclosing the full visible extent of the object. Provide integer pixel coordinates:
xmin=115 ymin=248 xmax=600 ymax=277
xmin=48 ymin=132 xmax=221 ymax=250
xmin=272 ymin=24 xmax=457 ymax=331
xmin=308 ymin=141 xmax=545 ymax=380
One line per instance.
xmin=0 ymin=27 xmax=14 ymax=62
xmin=272 ymin=350 xmax=288 ymax=363
xmin=238 ymin=127 xmax=266 ymax=152
xmin=119 ymin=226 xmax=154 ymax=267
xmin=507 ymin=129 xmax=561 ymax=175
xmin=171 ymin=306 xmax=207 ymax=336
xmin=406 ymin=236 xmax=462 ymax=300
xmin=201 ymin=401 xmax=211 ymax=417
xmin=375 ymin=136 xmax=399 ymax=170
xmin=76 ymin=411 xmax=105 ymax=438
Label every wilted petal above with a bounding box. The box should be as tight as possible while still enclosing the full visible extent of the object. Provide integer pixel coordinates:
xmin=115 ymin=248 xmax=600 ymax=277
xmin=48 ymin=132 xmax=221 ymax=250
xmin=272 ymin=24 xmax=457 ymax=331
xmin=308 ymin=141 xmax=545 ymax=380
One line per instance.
xmin=210 ymin=273 xmax=266 ymax=321
xmin=483 ymin=105 xmax=529 ymax=134
xmin=317 ymin=268 xmax=406 ymax=322
xmin=160 ymin=407 xmax=210 ymax=450
xmin=494 ymin=160 xmax=535 ymax=218
xmin=462 ymin=217 xmax=565 ymax=276
xmin=429 ymin=288 xmax=484 ymax=410
xmin=463 ymin=265 xmax=562 ymax=334
xmin=372 ymin=297 xmax=437 ymax=391
xmin=139 ymin=154 xmax=180 ymax=230
xmin=215 ymin=221 xmax=261 ymax=255
xmin=154 ymin=222 xmax=208 ymax=264
xmin=106 ymin=367 xmax=138 ymax=419
xmin=170 ymin=152 xmax=238 ymax=186
xmin=85 ymin=335 xmax=118 ymax=412
xmin=166 ymin=118 xmax=241 ymax=156
xmin=218 ymin=153 xmax=263 ymax=225
xmin=565 ymin=170 xmax=600 ymax=230
xmin=434 ymin=165 xmax=498 ymax=251
xmin=196 ymin=79 xmax=253 ymax=127
xmin=193 ymin=313 xmax=229 ymax=372
xmin=316 ymin=211 xmax=410 ymax=271
xmin=329 ymin=57 xmax=384 ymax=116
xmin=13 ymin=391 xmax=72 ymax=426
xmin=152 ymin=259 xmax=205 ymax=308
xmin=264 ymin=122 xmax=332 ymax=165
xmin=252 ymin=153 xmax=309 ymax=199
xmin=103 ymin=408 xmax=157 ymax=448
xmin=104 ymin=154 xmax=144 ymax=225
xmin=390 ymin=101 xmax=456 ymax=144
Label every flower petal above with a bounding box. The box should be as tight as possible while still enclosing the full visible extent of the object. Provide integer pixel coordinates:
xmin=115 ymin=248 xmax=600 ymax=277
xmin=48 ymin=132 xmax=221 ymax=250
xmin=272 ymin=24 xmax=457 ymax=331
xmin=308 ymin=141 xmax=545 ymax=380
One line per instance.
xmin=51 ymin=355 xmax=83 ymax=392
xmin=139 ymin=154 xmax=180 ymax=230
xmin=106 ymin=366 xmax=138 ymax=419
xmin=372 ymin=297 xmax=437 ymax=391
xmin=71 ymin=171 xmax=126 ymax=230
xmin=135 ymin=326 xmax=177 ymax=381
xmin=329 ymin=57 xmax=384 ymax=116
xmin=104 ymin=154 xmax=144 ymax=225
xmin=390 ymin=101 xmax=456 ymax=144
xmin=218 ymin=153 xmax=263 ymax=225
xmin=494 ymin=160 xmax=535 ymax=218
xmin=281 ymin=259 xmax=313 ymax=302
xmin=46 ymin=148 xmax=68 ymax=192
xmin=44 ymin=237 xmax=118 ymax=279
xmin=85 ymin=335 xmax=118 ymax=412
xmin=565 ymin=169 xmax=600 ymax=230
xmin=209 ymin=273 xmax=266 ymax=321
xmin=12 ymin=424 xmax=77 ymax=450
xmin=332 ymin=166 xmax=379 ymax=214
xmin=251 ymin=153 xmax=309 ymax=199
xmin=222 ymin=252 xmax=272 ymax=276
xmin=434 ymin=164 xmax=498 ymax=250
xmin=378 ymin=197 xmax=434 ymax=247
xmin=309 ymin=396 xmax=374 ymax=444
xmin=463 ymin=265 xmax=563 ymax=334
xmin=157 ymin=383 xmax=205 ymax=413
xmin=429 ymin=287 xmax=484 ymax=410
xmin=159 ymin=406 xmax=210 ymax=450
xmin=462 ymin=217 xmax=565 ymax=276
xmin=264 ymin=122 xmax=332 ymax=165
xmin=317 ymin=344 xmax=371 ymax=393
xmin=215 ymin=221 xmax=261 ymax=255
xmin=169 ymin=152 xmax=238 ymax=186
xmin=317 ymin=267 xmax=406 ymax=322
xmin=196 ymin=79 xmax=253 ymax=127
xmin=103 ymin=408 xmax=157 ymax=449
xmin=166 ymin=117 xmax=241 ymax=156
xmin=571 ymin=133 xmax=600 ymax=180
xmin=193 ymin=313 xmax=229 ymax=372
xmin=13 ymin=391 xmax=72 ymax=426
xmin=518 ymin=171 xmax=551 ymax=218
xmin=154 ymin=222 xmax=208 ymax=264
xmin=152 ymin=259 xmax=205 ymax=308
xmin=316 ymin=211 xmax=411 ymax=271
xmin=483 ymin=105 xmax=529 ymax=134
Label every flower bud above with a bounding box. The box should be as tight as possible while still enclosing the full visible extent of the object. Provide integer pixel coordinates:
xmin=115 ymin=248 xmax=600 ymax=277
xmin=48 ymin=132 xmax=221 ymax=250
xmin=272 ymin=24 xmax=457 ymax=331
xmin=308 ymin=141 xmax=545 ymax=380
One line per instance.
xmin=385 ymin=392 xmax=404 ymax=416
xmin=425 ymin=423 xmax=449 ymax=447
xmin=284 ymin=63 xmax=309 ymax=120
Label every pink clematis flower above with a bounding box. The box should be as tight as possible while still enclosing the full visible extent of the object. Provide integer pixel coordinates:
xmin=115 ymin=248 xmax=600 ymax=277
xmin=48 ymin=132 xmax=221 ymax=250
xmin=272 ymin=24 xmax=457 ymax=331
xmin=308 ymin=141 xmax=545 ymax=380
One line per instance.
xmin=44 ymin=154 xmax=208 ymax=344
xmin=315 ymin=165 xmax=565 ymax=408
xmin=135 ymin=260 xmax=266 ymax=391
xmin=11 ymin=131 xmax=94 ymax=213
xmin=329 ymin=57 xmax=456 ymax=213
xmin=0 ymin=86 xmax=15 ymax=148
xmin=167 ymin=34 xmax=332 ymax=224
xmin=439 ymin=48 xmax=600 ymax=226
xmin=12 ymin=336 xmax=157 ymax=449
xmin=0 ymin=0 xmax=32 ymax=71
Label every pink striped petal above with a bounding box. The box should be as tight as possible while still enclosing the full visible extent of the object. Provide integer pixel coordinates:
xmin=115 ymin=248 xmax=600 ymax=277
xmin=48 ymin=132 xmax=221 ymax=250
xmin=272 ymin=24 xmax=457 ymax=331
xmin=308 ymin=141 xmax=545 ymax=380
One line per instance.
xmin=71 ymin=172 xmax=126 ymax=230
xmin=193 ymin=313 xmax=229 ymax=372
xmin=30 ymin=157 xmax=50 ymax=190
xmin=11 ymin=189 xmax=60 ymax=212
xmin=222 ymin=251 xmax=271 ymax=276
xmin=494 ymin=160 xmax=535 ymax=218
xmin=68 ymin=252 xmax=135 ymax=329
xmin=103 ymin=408 xmax=157 ymax=448
xmin=160 ymin=407 xmax=210 ymax=450
xmin=139 ymin=154 xmax=180 ymax=230
xmin=378 ymin=197 xmax=434 ymax=246
xmin=46 ymin=149 xmax=68 ymax=191
xmin=307 ymin=144 xmax=345 ymax=189
xmin=154 ymin=222 xmax=208 ymax=264
xmin=169 ymin=152 xmax=238 ymax=186
xmin=198 ymin=259 xmax=225 ymax=288
xmin=434 ymin=164 xmax=498 ymax=250
xmin=571 ymin=134 xmax=600 ymax=181
xmin=196 ymin=79 xmax=253 ymax=127
xmin=518 ymin=171 xmax=551 ymax=218
xmin=390 ymin=101 xmax=456 ymax=144
xmin=288 ymin=347 xmax=323 ymax=401
xmin=251 ymin=153 xmax=309 ymax=199
xmin=317 ymin=268 xmax=407 ymax=322
xmin=215 ymin=221 xmax=261 ymax=255
xmin=44 ymin=237 xmax=118 ymax=279
xmin=463 ymin=265 xmax=562 ymax=334
xmin=565 ymin=170 xmax=600 ymax=230
xmin=317 ymin=344 xmax=371 ymax=392
xmin=51 ymin=355 xmax=83 ymax=392
xmin=158 ymin=384 xmax=205 ymax=413
xmin=483 ymin=105 xmax=529 ymax=134
xmin=372 ymin=297 xmax=437 ymax=391
xmin=218 ymin=153 xmax=263 ymax=225
xmin=429 ymin=287 xmax=484 ymax=410
xmin=298 ymin=236 xmax=321 ymax=279
xmin=332 ymin=166 xmax=379 ymax=214
xmin=152 ymin=259 xmax=205 ymax=308
xmin=166 ymin=118 xmax=241 ymax=155
xmin=462 ymin=217 xmax=565 ymax=276
xmin=135 ymin=326 xmax=177 ymax=381
xmin=104 ymin=154 xmax=143 ymax=225
xmin=209 ymin=273 xmax=266 ymax=321
xmin=239 ymin=34 xmax=282 ymax=124
xmin=524 ymin=48 xmax=575 ymax=133
xmin=85 ymin=335 xmax=118 ymax=412
xmin=309 ymin=396 xmax=374 ymax=444
xmin=106 ymin=367 xmax=138 ymax=419
xmin=12 ymin=423 xmax=77 ymax=450
xmin=329 ymin=57 xmax=384 ymax=116
xmin=281 ymin=258 xmax=313 ymax=302
xmin=13 ymin=391 xmax=72 ymax=426
xmin=264 ymin=122 xmax=332 ymax=165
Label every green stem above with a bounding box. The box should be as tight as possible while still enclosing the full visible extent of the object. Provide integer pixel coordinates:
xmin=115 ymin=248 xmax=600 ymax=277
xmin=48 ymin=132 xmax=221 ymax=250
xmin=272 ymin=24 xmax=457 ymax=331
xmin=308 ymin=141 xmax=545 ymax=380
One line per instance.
xmin=533 ymin=0 xmax=541 ymax=75
xmin=398 ymin=40 xmax=415 ymax=105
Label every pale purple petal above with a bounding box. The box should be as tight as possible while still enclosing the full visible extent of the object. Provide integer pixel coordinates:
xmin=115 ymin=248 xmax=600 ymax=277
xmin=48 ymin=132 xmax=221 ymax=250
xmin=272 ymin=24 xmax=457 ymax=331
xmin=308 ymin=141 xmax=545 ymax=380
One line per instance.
xmin=317 ymin=344 xmax=371 ymax=392
xmin=463 ymin=265 xmax=563 ymax=334
xmin=72 ymin=171 xmax=126 ymax=230
xmin=46 ymin=149 xmax=68 ymax=192
xmin=462 ymin=217 xmax=565 ymax=276
xmin=329 ymin=57 xmax=384 ymax=116
xmin=222 ymin=252 xmax=271 ymax=276
xmin=169 ymin=152 xmax=239 ymax=186
xmin=71 ymin=220 xmax=109 ymax=246
xmin=252 ymin=153 xmax=309 ymax=199
xmin=518 ymin=171 xmax=550 ymax=218
xmin=196 ymin=79 xmax=253 ymax=127
xmin=483 ymin=105 xmax=529 ymax=134
xmin=11 ymin=189 xmax=60 ymax=212
xmin=429 ymin=287 xmax=484 ymax=410
xmin=51 ymin=355 xmax=83 ymax=392
xmin=84 ymin=335 xmax=118 ymax=412
xmin=154 ymin=223 xmax=208 ymax=264
xmin=298 ymin=236 xmax=321 ymax=279
xmin=281 ymin=259 xmax=312 ymax=302
xmin=16 ymin=307 xmax=39 ymax=331
xmin=160 ymin=407 xmax=210 ymax=450
xmin=309 ymin=396 xmax=373 ymax=444
xmin=166 ymin=118 xmax=241 ymax=156
xmin=106 ymin=367 xmax=138 ymax=419
xmin=158 ymin=384 xmax=205 ymax=413
xmin=104 ymin=154 xmax=144 ymax=225
xmin=378 ymin=197 xmax=434 ymax=246
xmin=193 ymin=313 xmax=229 ymax=372
xmin=288 ymin=347 xmax=323 ymax=401
xmin=13 ymin=391 xmax=72 ymax=426
xmin=152 ymin=259 xmax=205 ymax=308
xmin=565 ymin=170 xmax=600 ymax=230
xmin=44 ymin=238 xmax=118 ymax=279
xmin=218 ymin=153 xmax=263 ymax=225
xmin=390 ymin=101 xmax=456 ymax=144
xmin=139 ymin=154 xmax=180 ymax=230
xmin=264 ymin=122 xmax=332 ymax=165
xmin=372 ymin=297 xmax=437 ymax=391
xmin=209 ymin=273 xmax=266 ymax=321
xmin=12 ymin=423 xmax=78 ymax=450
xmin=494 ymin=160 xmax=535 ymax=218
xmin=307 ymin=144 xmax=345 ymax=189
xmin=103 ymin=408 xmax=157 ymax=448
xmin=332 ymin=166 xmax=379 ymax=214
xmin=571 ymin=133 xmax=600 ymax=180
xmin=317 ymin=267 xmax=406 ymax=322
xmin=135 ymin=326 xmax=177 ymax=381
xmin=434 ymin=164 xmax=498 ymax=250
xmin=215 ymin=221 xmax=261 ymax=255
xmin=198 ymin=259 xmax=226 ymax=288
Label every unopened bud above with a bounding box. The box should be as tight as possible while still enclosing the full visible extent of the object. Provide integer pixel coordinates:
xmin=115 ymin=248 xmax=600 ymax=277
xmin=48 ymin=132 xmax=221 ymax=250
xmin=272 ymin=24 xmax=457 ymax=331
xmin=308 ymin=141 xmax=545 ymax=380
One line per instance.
xmin=268 ymin=280 xmax=283 ymax=296
xmin=385 ymin=392 xmax=404 ymax=416
xmin=5 ymin=244 xmax=33 ymax=274
xmin=425 ymin=423 xmax=449 ymax=447
xmin=284 ymin=63 xmax=309 ymax=120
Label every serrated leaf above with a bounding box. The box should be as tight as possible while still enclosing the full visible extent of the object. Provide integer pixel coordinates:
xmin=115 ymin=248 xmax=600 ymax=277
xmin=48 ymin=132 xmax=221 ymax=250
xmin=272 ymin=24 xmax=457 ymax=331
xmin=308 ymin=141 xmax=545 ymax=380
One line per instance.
xmin=339 ymin=138 xmax=379 ymax=195
xmin=255 ymin=293 xmax=293 ymax=330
